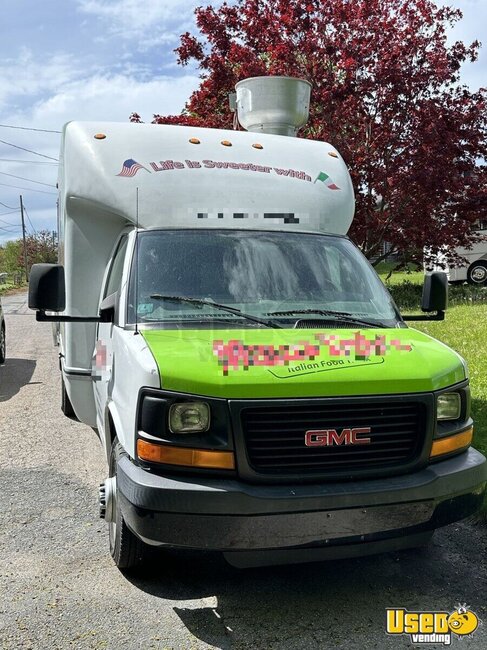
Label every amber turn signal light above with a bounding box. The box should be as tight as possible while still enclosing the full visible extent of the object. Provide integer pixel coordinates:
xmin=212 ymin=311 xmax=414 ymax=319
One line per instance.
xmin=430 ymin=427 xmax=473 ymax=459
xmin=137 ymin=439 xmax=235 ymax=469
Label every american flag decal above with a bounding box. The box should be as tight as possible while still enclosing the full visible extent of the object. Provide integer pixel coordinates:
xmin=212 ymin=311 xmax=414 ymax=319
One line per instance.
xmin=116 ymin=159 xmax=150 ymax=177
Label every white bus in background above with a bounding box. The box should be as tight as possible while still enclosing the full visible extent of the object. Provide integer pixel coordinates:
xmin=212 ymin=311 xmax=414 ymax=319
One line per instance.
xmin=429 ymin=220 xmax=487 ymax=285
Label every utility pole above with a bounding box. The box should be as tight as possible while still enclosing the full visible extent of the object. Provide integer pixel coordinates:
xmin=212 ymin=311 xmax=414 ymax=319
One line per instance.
xmin=19 ymin=194 xmax=29 ymax=282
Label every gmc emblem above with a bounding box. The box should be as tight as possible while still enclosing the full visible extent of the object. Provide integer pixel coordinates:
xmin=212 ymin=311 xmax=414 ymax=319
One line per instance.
xmin=305 ymin=427 xmax=372 ymax=447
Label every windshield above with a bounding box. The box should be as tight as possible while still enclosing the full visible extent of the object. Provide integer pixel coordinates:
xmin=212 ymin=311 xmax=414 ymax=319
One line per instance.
xmin=127 ymin=229 xmax=401 ymax=327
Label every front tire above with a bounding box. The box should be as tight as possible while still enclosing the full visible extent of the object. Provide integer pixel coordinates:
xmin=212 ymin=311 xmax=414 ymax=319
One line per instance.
xmin=467 ymin=261 xmax=487 ymax=285
xmin=108 ymin=439 xmax=147 ymax=569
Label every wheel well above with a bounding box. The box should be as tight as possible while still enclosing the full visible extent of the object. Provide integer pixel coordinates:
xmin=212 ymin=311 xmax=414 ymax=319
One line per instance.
xmin=107 ymin=412 xmax=117 ymax=452
xmin=469 ymin=260 xmax=487 ymax=269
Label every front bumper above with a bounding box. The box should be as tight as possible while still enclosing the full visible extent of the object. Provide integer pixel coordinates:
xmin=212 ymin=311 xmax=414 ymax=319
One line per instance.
xmin=117 ymin=449 xmax=486 ymax=556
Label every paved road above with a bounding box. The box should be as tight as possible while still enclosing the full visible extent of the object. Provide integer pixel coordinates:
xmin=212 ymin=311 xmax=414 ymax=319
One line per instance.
xmin=1 ymin=293 xmax=486 ymax=649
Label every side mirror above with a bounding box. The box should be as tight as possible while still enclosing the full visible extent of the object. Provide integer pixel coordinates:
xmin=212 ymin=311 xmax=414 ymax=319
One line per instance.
xmin=422 ymin=272 xmax=448 ymax=313
xmin=402 ymin=271 xmax=448 ymax=322
xmin=29 ymin=264 xmax=66 ymax=312
xmin=29 ymin=263 xmax=100 ymax=323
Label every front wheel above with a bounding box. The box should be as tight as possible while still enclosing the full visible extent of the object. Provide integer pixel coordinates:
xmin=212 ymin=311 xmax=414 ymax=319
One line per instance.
xmin=467 ymin=262 xmax=487 ymax=285
xmin=106 ymin=439 xmax=147 ymax=569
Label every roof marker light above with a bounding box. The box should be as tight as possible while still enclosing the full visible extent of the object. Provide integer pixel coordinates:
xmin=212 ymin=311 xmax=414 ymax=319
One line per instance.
xmin=252 ymin=143 xmax=263 ymax=149
xmin=328 ymin=151 xmax=338 ymax=158
xmin=221 ymin=140 xmax=232 ymax=147
xmin=94 ymin=133 xmax=106 ymax=140
xmin=189 ymin=137 xmax=200 ymax=144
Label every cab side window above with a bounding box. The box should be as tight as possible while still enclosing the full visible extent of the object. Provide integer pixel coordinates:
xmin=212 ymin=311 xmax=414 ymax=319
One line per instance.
xmin=104 ymin=236 xmax=128 ymax=299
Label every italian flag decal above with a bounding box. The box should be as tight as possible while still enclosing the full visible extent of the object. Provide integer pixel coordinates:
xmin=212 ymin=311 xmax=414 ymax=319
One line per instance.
xmin=314 ymin=171 xmax=340 ymax=190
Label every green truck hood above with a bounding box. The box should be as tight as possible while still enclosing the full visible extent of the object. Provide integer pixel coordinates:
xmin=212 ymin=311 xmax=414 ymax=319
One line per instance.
xmin=141 ymin=328 xmax=465 ymax=398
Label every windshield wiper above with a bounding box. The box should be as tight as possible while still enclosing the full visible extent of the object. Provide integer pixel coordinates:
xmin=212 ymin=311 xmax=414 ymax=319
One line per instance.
xmin=267 ymin=308 xmax=386 ymax=328
xmin=149 ymin=295 xmax=282 ymax=329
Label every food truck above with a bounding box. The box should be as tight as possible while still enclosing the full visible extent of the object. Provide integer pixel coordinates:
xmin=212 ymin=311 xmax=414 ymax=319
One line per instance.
xmin=29 ymin=77 xmax=486 ymax=569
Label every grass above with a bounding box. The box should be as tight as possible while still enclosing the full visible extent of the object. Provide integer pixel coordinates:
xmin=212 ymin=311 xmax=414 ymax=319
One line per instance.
xmin=0 ymin=281 xmax=27 ymax=296
xmin=0 ymin=282 xmax=15 ymax=295
xmin=376 ymin=261 xmax=424 ymax=285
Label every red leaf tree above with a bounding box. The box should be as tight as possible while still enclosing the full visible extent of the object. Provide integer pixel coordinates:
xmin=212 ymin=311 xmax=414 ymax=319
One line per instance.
xmin=134 ymin=0 xmax=487 ymax=265
xmin=17 ymin=230 xmax=58 ymax=272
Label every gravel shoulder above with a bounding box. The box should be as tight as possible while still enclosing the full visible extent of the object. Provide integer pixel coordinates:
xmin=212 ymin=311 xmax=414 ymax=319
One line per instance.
xmin=0 ymin=294 xmax=486 ymax=649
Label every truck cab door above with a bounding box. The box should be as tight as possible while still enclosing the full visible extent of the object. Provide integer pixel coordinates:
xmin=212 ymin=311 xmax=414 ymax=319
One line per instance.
xmin=92 ymin=235 xmax=129 ymax=435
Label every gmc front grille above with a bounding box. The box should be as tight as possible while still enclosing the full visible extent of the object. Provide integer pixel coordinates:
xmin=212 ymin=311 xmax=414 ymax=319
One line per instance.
xmin=240 ymin=400 xmax=427 ymax=475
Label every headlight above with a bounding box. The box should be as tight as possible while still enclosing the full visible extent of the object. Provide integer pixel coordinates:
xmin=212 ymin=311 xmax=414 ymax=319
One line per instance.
xmin=437 ymin=393 xmax=461 ymax=420
xmin=169 ymin=402 xmax=210 ymax=433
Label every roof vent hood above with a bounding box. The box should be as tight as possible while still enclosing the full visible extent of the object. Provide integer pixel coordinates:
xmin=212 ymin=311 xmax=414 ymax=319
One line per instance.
xmin=233 ymin=76 xmax=311 ymax=137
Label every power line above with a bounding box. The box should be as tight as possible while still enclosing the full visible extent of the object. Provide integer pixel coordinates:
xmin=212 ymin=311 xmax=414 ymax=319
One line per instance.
xmin=0 ymin=218 xmax=19 ymax=226
xmin=0 ymin=181 xmax=56 ymax=195
xmin=0 ymin=139 xmax=58 ymax=161
xmin=19 ymin=195 xmax=28 ymax=280
xmin=0 ymin=225 xmax=21 ymax=232
xmin=0 ymin=170 xmax=56 ymax=188
xmin=0 ymin=123 xmax=61 ymax=134
xmin=0 ymin=209 xmax=20 ymax=217
xmin=0 ymin=201 xmax=17 ymax=210
xmin=23 ymin=206 xmax=36 ymax=234
xmin=0 ymin=158 xmax=58 ymax=165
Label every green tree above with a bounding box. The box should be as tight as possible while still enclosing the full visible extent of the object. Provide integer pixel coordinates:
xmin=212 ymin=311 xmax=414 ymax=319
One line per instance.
xmin=0 ymin=231 xmax=58 ymax=277
xmin=0 ymin=240 xmax=23 ymax=274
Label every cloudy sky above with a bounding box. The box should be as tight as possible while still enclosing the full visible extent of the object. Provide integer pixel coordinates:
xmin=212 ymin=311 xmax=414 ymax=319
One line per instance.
xmin=0 ymin=0 xmax=485 ymax=244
